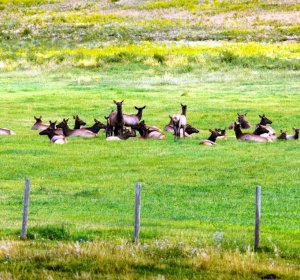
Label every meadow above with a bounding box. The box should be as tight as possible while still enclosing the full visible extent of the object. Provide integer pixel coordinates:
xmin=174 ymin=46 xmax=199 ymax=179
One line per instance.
xmin=0 ymin=0 xmax=300 ymax=279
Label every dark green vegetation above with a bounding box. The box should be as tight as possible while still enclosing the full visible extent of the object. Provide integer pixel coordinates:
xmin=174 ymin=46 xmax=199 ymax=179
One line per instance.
xmin=0 ymin=0 xmax=299 ymax=279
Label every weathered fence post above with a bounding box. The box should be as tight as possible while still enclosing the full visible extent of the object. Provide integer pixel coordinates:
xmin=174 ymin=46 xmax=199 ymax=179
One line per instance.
xmin=134 ymin=182 xmax=142 ymax=244
xmin=21 ymin=178 xmax=30 ymax=239
xmin=254 ymin=185 xmax=261 ymax=250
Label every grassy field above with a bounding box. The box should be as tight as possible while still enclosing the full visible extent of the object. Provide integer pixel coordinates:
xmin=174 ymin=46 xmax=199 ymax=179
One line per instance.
xmin=0 ymin=0 xmax=300 ymax=279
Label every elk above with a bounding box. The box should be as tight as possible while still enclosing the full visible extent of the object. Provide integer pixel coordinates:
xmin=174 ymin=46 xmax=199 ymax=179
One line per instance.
xmin=39 ymin=127 xmax=67 ymax=144
xmin=172 ymin=103 xmax=187 ymax=139
xmin=56 ymin=119 xmax=96 ymax=137
xmin=86 ymin=119 xmax=107 ymax=135
xmin=131 ymin=121 xmax=165 ymax=139
xmin=255 ymin=114 xmax=275 ymax=135
xmin=229 ymin=113 xmax=251 ymax=129
xmin=200 ymin=129 xmax=219 ymax=145
xmin=165 ymin=117 xmax=199 ymax=137
xmin=0 ymin=128 xmax=16 ymax=135
xmin=215 ymin=128 xmax=226 ymax=139
xmin=73 ymin=115 xmax=86 ymax=129
xmin=233 ymin=122 xmax=271 ymax=142
xmin=107 ymin=100 xmax=125 ymax=136
xmin=123 ymin=106 xmax=146 ymax=133
xmin=48 ymin=120 xmax=64 ymax=135
xmin=31 ymin=116 xmax=49 ymax=131
xmin=286 ymin=128 xmax=299 ymax=140
xmin=253 ymin=124 xmax=270 ymax=137
xmin=106 ymin=129 xmax=135 ymax=141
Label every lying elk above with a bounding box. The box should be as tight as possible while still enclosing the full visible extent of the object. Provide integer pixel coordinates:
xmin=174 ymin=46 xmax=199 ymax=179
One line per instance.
xmin=0 ymin=127 xmax=16 ymax=135
xmin=86 ymin=119 xmax=107 ymax=135
xmin=107 ymin=100 xmax=125 ymax=136
xmin=73 ymin=115 xmax=86 ymax=129
xmin=253 ymin=124 xmax=270 ymax=137
xmin=234 ymin=122 xmax=271 ymax=142
xmin=57 ymin=119 xmax=96 ymax=137
xmin=287 ymin=128 xmax=299 ymax=140
xmin=229 ymin=113 xmax=251 ymax=129
xmin=215 ymin=128 xmax=226 ymax=139
xmin=200 ymin=129 xmax=219 ymax=145
xmin=48 ymin=120 xmax=64 ymax=135
xmin=255 ymin=114 xmax=275 ymax=135
xmin=39 ymin=127 xmax=67 ymax=144
xmin=106 ymin=129 xmax=135 ymax=141
xmin=172 ymin=103 xmax=187 ymax=139
xmin=123 ymin=106 xmax=146 ymax=134
xmin=31 ymin=116 xmax=49 ymax=131
xmin=132 ymin=121 xmax=165 ymax=139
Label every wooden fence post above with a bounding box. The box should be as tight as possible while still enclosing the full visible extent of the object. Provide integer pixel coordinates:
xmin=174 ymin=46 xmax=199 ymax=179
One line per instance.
xmin=254 ymin=185 xmax=261 ymax=250
xmin=21 ymin=178 xmax=30 ymax=239
xmin=134 ymin=182 xmax=142 ymax=244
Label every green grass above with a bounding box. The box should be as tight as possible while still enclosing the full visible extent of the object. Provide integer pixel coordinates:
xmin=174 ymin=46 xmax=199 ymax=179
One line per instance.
xmin=0 ymin=66 xmax=299 ymax=279
xmin=0 ymin=0 xmax=299 ymax=278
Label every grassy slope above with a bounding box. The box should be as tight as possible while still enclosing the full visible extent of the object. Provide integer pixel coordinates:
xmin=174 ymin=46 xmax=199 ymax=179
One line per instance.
xmin=0 ymin=0 xmax=299 ymax=279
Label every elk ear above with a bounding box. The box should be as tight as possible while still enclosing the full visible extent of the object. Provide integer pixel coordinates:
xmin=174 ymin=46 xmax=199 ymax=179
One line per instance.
xmin=169 ymin=115 xmax=172 ymax=119
xmin=121 ymin=100 xmax=124 ymax=103
xmin=245 ymin=113 xmax=247 ymax=116
xmin=259 ymin=115 xmax=262 ymax=118
xmin=94 ymin=118 xmax=97 ymax=122
xmin=237 ymin=113 xmax=240 ymax=116
xmin=209 ymin=129 xmax=212 ymax=132
xmin=34 ymin=116 xmax=37 ymax=120
xmin=134 ymin=106 xmax=138 ymax=110
xmin=142 ymin=105 xmax=146 ymax=109
xmin=65 ymin=118 xmax=69 ymax=123
xmin=113 ymin=100 xmax=117 ymax=104
xmin=73 ymin=115 xmax=76 ymax=119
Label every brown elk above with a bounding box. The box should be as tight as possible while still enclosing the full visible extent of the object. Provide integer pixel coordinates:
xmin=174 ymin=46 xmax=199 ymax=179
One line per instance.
xmin=73 ymin=115 xmax=86 ymax=129
xmin=106 ymin=129 xmax=135 ymax=141
xmin=254 ymin=114 xmax=275 ymax=135
xmin=229 ymin=113 xmax=251 ymax=129
xmin=0 ymin=128 xmax=16 ymax=135
xmin=131 ymin=121 xmax=165 ymax=139
xmin=86 ymin=119 xmax=107 ymax=135
xmin=31 ymin=116 xmax=49 ymax=131
xmin=234 ymin=122 xmax=271 ymax=142
xmin=48 ymin=120 xmax=64 ymax=135
xmin=200 ymin=129 xmax=219 ymax=145
xmin=39 ymin=127 xmax=67 ymax=144
xmin=57 ymin=119 xmax=96 ymax=137
xmin=215 ymin=128 xmax=226 ymax=139
xmin=123 ymin=106 xmax=146 ymax=132
xmin=286 ymin=128 xmax=299 ymax=140
xmin=107 ymin=100 xmax=125 ymax=136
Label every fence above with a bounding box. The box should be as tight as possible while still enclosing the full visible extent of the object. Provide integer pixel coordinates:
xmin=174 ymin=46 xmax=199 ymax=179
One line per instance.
xmin=18 ymin=179 xmax=262 ymax=249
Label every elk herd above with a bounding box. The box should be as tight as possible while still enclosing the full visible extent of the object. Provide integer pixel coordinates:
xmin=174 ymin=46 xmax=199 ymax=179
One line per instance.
xmin=1 ymin=101 xmax=299 ymax=146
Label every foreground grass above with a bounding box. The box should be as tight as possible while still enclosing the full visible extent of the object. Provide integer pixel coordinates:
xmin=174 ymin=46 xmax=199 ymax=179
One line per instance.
xmin=0 ymin=240 xmax=299 ymax=279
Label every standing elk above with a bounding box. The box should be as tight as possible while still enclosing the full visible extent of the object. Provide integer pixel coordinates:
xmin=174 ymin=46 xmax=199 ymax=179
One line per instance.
xmin=123 ymin=106 xmax=146 ymax=135
xmin=107 ymin=100 xmax=125 ymax=136
xmin=172 ymin=103 xmax=187 ymax=139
